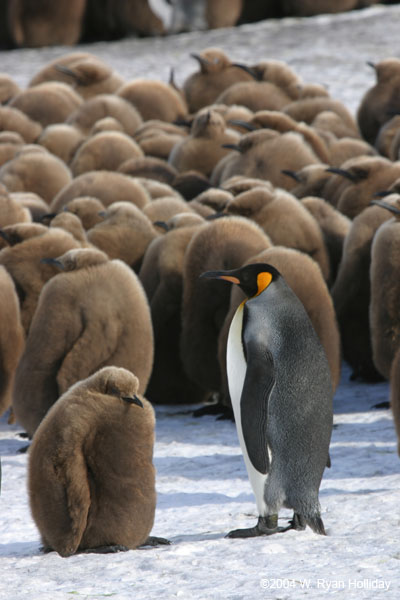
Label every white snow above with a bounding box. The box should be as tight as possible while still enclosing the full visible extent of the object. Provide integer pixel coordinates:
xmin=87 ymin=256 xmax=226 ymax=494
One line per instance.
xmin=1 ymin=362 xmax=399 ymax=600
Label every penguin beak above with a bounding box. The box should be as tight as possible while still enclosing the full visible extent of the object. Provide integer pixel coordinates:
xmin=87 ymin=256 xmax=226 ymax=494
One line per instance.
xmin=200 ymin=270 xmax=240 ymax=284
xmin=122 ymin=395 xmax=143 ymax=408
xmin=373 ymin=190 xmax=391 ymax=198
xmin=153 ymin=220 xmax=170 ymax=232
xmin=0 ymin=229 xmax=11 ymax=244
xmin=39 ymin=212 xmax=58 ymax=222
xmin=228 ymin=119 xmax=257 ymax=132
xmin=40 ymin=257 xmax=64 ymax=269
xmin=370 ymin=200 xmax=400 ymax=215
xmin=231 ymin=63 xmax=260 ymax=80
xmin=281 ymin=169 xmax=301 ymax=182
xmin=190 ymin=53 xmax=211 ymax=70
xmin=366 ymin=61 xmax=376 ymax=70
xmin=221 ymin=143 xmax=241 ymax=152
xmin=325 ymin=167 xmax=357 ymax=182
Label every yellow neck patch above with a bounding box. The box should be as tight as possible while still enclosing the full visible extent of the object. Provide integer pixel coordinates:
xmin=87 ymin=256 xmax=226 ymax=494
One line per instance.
xmin=255 ymin=271 xmax=272 ymax=297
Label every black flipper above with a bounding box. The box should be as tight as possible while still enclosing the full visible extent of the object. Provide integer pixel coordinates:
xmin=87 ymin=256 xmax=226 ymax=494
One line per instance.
xmin=240 ymin=308 xmax=275 ymax=474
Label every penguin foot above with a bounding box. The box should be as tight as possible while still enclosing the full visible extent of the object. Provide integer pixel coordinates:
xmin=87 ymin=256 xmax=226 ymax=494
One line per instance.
xmin=226 ymin=515 xmax=290 ymax=538
xmin=289 ymin=513 xmax=307 ymax=531
xmin=140 ymin=536 xmax=171 ymax=547
xmin=372 ymin=401 xmax=390 ymax=409
xmin=80 ymin=544 xmax=130 ymax=554
xmin=18 ymin=443 xmax=30 ymax=454
xmin=193 ymin=402 xmax=233 ymax=420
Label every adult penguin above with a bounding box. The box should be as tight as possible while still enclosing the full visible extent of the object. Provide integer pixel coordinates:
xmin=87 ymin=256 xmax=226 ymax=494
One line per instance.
xmin=200 ymin=263 xmax=333 ymax=537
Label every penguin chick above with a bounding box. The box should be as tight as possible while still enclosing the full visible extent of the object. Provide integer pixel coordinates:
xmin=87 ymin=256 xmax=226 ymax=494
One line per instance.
xmin=0 ymin=228 xmax=80 ymax=334
xmin=87 ymin=201 xmax=157 ymax=271
xmin=181 ymin=217 xmax=271 ymax=399
xmin=168 ymin=109 xmax=239 ymax=177
xmin=37 ymin=124 xmax=85 ymax=165
xmin=29 ymin=52 xmax=124 ymax=100
xmin=143 ymin=197 xmax=194 ymax=225
xmin=70 ymin=131 xmax=143 ymax=176
xmin=28 ymin=366 xmax=156 ymax=556
xmin=230 ymin=59 xmax=302 ymax=101
xmin=0 ymin=266 xmax=25 ymax=417
xmin=390 ymin=346 xmax=400 ymax=456
xmin=89 ymin=117 xmax=124 ymax=135
xmin=172 ymin=170 xmax=212 ymax=201
xmin=0 ymin=222 xmax=48 ymax=247
xmin=139 ymin=218 xmax=205 ymax=404
xmin=50 ymin=171 xmax=151 ymax=213
xmin=225 ymin=186 xmax=330 ymax=281
xmin=216 ymin=80 xmax=295 ymax=113
xmin=331 ymin=198 xmax=399 ymax=381
xmin=192 ymin=188 xmax=234 ymax=213
xmin=201 ymin=262 xmax=333 ymax=537
xmin=284 ymin=97 xmax=359 ymax=138
xmin=301 ymin=196 xmax=351 ymax=286
xmin=67 ymin=93 xmax=143 ymax=136
xmin=312 ymin=110 xmax=358 ymax=140
xmin=0 ymin=73 xmax=21 ymax=104
xmin=327 ymin=136 xmax=376 ymax=168
xmin=0 ymin=131 xmax=24 ymax=167
xmin=0 ymin=146 xmax=72 ymax=204
xmin=63 ymin=196 xmax=106 ymax=230
xmin=357 ymin=58 xmax=400 ymax=145
xmin=9 ymin=82 xmax=83 ymax=128
xmin=137 ymin=179 xmax=182 ymax=201
xmin=369 ymin=198 xmax=400 ymax=379
xmin=9 ymin=191 xmax=50 ymax=222
xmin=8 ymin=0 xmax=86 ymax=48
xmin=182 ymin=47 xmax=253 ymax=114
xmin=282 ymin=163 xmax=331 ymax=199
xmin=0 ymin=105 xmax=42 ymax=142
xmin=13 ymin=248 xmax=154 ymax=436
xmin=49 ymin=212 xmax=90 ymax=246
xmin=213 ymin=129 xmax=322 ymax=189
xmin=374 ymin=115 xmax=400 ymax=158
xmin=331 ymin=157 xmax=400 ymax=218
xmin=118 ymin=157 xmax=178 ymax=186
xmin=221 ymin=175 xmax=274 ymax=196
xmin=117 ymin=79 xmax=187 ymax=123
xmin=0 ymin=185 xmax=31 ymax=228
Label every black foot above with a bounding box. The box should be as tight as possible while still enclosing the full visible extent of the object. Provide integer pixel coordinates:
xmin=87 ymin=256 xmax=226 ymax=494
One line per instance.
xmin=289 ymin=513 xmax=307 ymax=531
xmin=80 ymin=544 xmax=129 ymax=554
xmin=193 ymin=402 xmax=233 ymax=420
xmin=140 ymin=536 xmax=171 ymax=547
xmin=18 ymin=444 xmax=30 ymax=454
xmin=372 ymin=401 xmax=390 ymax=410
xmin=17 ymin=432 xmax=29 ymax=439
xmin=226 ymin=515 xmax=290 ymax=538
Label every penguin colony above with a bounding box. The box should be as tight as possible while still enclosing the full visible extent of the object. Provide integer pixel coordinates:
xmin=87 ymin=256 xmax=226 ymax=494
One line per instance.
xmin=0 ymin=42 xmax=400 ymax=554
xmin=0 ymin=1 xmax=389 ymax=48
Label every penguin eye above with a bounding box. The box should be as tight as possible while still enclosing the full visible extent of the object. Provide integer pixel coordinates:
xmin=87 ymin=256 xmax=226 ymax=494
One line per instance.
xmin=255 ymin=272 xmax=272 ymax=297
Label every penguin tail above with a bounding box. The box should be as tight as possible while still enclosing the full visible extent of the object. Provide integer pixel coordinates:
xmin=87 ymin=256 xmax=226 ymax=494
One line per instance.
xmin=306 ymin=515 xmax=326 ymax=536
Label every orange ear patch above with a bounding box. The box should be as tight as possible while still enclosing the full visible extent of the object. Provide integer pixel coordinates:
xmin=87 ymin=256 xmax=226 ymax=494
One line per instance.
xmin=255 ymin=271 xmax=272 ymax=296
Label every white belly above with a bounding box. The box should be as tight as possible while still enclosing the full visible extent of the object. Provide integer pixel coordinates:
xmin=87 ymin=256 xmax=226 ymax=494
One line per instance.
xmin=227 ymin=303 xmax=268 ymax=516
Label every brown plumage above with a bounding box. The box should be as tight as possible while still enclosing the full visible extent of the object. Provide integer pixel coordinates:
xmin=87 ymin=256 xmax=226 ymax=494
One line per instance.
xmin=0 ymin=73 xmax=21 ymax=104
xmin=390 ymin=346 xmax=400 ymax=456
xmin=192 ymin=188 xmax=233 ymax=213
xmin=117 ymin=79 xmax=187 ymax=123
xmin=0 ymin=131 xmax=24 ymax=167
xmin=181 ymin=216 xmax=271 ymax=399
xmin=330 ymin=157 xmax=400 ymax=218
xmin=182 ymin=47 xmax=253 ymax=114
xmin=224 ymin=186 xmax=330 ymax=281
xmin=0 ymin=145 xmax=72 ymax=204
xmin=0 ymin=105 xmax=42 ymax=142
xmin=13 ymin=248 xmax=153 ymax=437
xmin=168 ymin=109 xmax=239 ymax=177
xmin=282 ymin=163 xmax=331 ymax=199
xmin=312 ymin=110 xmax=358 ymax=140
xmin=50 ymin=171 xmax=150 ymax=213
xmin=90 ymin=117 xmax=124 ymax=135
xmin=357 ymin=58 xmax=400 ymax=145
xmin=63 ymin=196 xmax=106 ymax=230
xmin=0 ymin=266 xmax=24 ymax=417
xmin=331 ymin=199 xmax=398 ymax=381
xmin=327 ymin=136 xmax=376 ymax=167
xmin=48 ymin=212 xmax=90 ymax=246
xmin=0 ymin=184 xmax=31 ymax=228
xmin=37 ymin=124 xmax=85 ymax=164
xmin=301 ymin=196 xmax=351 ymax=286
xmin=284 ymin=97 xmax=359 ymax=138
xmin=29 ymin=52 xmax=124 ymax=100
xmin=139 ymin=217 xmax=205 ymax=404
xmin=67 ymin=93 xmax=143 ymax=136
xmin=118 ymin=156 xmax=178 ymax=186
xmin=212 ymin=129 xmax=322 ymax=189
xmin=374 ymin=115 xmax=400 ymax=158
xmin=369 ymin=197 xmax=400 ymax=379
xmin=28 ymin=366 xmax=156 ymax=556
xmin=137 ymin=179 xmax=182 ymax=201
xmin=9 ymin=0 xmax=86 ymax=47
xmin=9 ymin=82 xmax=83 ymax=128
xmin=70 ymin=131 xmax=143 ymax=176
xmin=0 ymin=227 xmax=80 ymax=334
xmin=143 ymin=197 xmax=194 ymax=225
xmin=9 ymin=191 xmax=50 ymax=222
xmin=87 ymin=201 xmax=157 ymax=271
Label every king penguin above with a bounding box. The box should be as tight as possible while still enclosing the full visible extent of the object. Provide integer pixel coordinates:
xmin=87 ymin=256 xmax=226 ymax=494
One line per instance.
xmin=200 ymin=263 xmax=333 ymax=537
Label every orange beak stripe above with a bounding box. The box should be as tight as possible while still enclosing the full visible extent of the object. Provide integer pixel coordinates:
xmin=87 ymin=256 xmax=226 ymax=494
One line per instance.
xmin=219 ymin=275 xmax=240 ymax=284
xmin=255 ymin=272 xmax=272 ymax=296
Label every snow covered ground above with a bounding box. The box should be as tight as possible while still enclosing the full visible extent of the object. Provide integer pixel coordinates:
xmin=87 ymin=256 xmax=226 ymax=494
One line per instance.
xmin=1 ymin=4 xmax=400 ymax=599
xmin=0 ymin=362 xmax=398 ymax=600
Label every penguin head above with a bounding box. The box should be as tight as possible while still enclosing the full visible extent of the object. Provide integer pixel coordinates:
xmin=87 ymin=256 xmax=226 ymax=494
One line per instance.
xmin=200 ymin=263 xmax=280 ymax=298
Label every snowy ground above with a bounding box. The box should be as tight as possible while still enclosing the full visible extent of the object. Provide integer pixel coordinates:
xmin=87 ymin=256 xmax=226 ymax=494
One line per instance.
xmin=0 ymin=363 xmax=398 ymax=600
xmin=1 ymin=4 xmax=400 ymax=599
